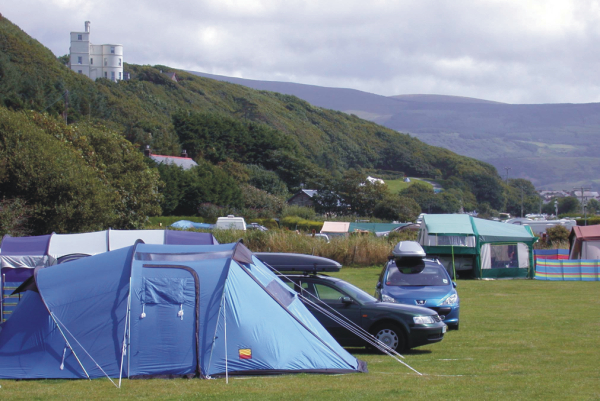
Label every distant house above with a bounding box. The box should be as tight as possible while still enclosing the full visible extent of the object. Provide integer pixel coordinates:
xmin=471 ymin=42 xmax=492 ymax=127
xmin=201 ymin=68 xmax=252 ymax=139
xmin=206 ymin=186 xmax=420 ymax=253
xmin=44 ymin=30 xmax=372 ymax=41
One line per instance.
xmin=538 ymin=190 xmax=570 ymax=203
xmin=144 ymin=146 xmax=197 ymax=170
xmin=287 ymin=190 xmax=318 ymax=207
xmin=573 ymin=190 xmax=600 ymax=201
xmin=161 ymin=71 xmax=179 ymax=82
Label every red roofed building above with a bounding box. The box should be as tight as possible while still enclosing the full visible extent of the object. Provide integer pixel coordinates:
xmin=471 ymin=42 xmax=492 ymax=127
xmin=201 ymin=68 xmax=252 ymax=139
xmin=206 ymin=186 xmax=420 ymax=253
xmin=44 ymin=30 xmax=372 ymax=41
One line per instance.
xmin=144 ymin=146 xmax=198 ymax=170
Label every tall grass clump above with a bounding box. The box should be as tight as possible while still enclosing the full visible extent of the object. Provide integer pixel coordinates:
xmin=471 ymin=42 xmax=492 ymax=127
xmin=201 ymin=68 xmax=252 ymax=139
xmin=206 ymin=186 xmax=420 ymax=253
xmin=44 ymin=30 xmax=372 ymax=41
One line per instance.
xmin=279 ymin=216 xmax=323 ymax=232
xmin=281 ymin=205 xmax=317 ymax=220
xmin=210 ymin=229 xmax=400 ymax=266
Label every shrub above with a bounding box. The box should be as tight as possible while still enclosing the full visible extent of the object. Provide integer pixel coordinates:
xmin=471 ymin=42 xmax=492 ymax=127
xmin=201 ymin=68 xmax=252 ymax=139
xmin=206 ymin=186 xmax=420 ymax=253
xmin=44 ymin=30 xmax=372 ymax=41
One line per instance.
xmin=575 ymin=217 xmax=600 ymax=226
xmin=546 ymin=225 xmax=570 ymax=245
xmin=280 ymin=216 xmax=323 ymax=232
xmin=0 ymin=197 xmax=30 ymax=237
xmin=387 ymin=229 xmax=418 ymax=243
xmin=281 ymin=205 xmax=317 ymax=220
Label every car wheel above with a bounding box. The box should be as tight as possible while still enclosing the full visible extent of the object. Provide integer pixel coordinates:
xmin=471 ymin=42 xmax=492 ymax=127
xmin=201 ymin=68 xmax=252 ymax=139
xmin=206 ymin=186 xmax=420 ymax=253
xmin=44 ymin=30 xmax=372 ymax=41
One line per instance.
xmin=372 ymin=323 xmax=406 ymax=353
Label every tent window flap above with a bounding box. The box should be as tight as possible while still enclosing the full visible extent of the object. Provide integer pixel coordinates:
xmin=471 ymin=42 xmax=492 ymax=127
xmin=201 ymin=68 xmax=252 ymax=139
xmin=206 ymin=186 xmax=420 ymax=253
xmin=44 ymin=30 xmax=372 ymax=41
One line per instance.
xmin=142 ymin=277 xmax=189 ymax=304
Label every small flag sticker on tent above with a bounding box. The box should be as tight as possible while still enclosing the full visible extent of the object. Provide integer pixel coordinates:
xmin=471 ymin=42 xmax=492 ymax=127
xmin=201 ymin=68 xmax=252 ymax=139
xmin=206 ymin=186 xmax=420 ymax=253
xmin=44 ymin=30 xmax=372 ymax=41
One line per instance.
xmin=239 ymin=349 xmax=252 ymax=360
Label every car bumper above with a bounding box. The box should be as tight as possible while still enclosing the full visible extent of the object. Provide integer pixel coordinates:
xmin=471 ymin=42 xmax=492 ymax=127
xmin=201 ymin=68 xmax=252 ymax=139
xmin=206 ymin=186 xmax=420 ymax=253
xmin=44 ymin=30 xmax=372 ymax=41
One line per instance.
xmin=409 ymin=322 xmax=446 ymax=348
xmin=430 ymin=305 xmax=459 ymax=326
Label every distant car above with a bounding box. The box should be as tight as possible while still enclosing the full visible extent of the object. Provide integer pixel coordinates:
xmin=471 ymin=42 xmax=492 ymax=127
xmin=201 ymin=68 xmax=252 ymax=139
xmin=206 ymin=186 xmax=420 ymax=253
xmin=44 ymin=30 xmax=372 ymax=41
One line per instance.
xmin=283 ymin=274 xmax=446 ymax=352
xmin=375 ymin=241 xmax=460 ymax=330
xmin=308 ymin=233 xmax=330 ymax=243
xmin=247 ymin=222 xmax=268 ymax=231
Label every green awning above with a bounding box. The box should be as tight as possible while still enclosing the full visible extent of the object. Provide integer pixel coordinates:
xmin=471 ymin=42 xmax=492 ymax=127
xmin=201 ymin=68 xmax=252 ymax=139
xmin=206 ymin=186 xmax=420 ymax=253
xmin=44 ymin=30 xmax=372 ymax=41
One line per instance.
xmin=472 ymin=218 xmax=536 ymax=244
xmin=422 ymin=214 xmax=474 ymax=236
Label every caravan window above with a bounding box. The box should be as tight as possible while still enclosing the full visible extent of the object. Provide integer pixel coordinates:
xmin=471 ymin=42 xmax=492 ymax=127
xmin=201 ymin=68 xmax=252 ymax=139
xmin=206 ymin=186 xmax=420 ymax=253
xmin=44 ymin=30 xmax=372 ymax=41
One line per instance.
xmin=425 ymin=235 xmax=475 ymax=247
xmin=481 ymin=243 xmax=529 ymax=269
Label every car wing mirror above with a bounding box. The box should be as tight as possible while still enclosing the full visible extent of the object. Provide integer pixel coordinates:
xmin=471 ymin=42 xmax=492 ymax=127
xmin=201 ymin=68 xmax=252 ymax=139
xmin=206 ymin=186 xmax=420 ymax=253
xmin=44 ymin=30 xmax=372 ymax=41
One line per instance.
xmin=340 ymin=296 xmax=353 ymax=304
xmin=452 ymin=281 xmax=457 ymax=288
xmin=376 ymin=281 xmax=382 ymax=289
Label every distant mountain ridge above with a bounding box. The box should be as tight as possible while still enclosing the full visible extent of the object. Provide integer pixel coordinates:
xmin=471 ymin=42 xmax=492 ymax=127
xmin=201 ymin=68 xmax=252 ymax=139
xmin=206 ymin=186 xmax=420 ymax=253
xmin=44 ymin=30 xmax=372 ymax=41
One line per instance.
xmin=189 ymin=71 xmax=600 ymax=190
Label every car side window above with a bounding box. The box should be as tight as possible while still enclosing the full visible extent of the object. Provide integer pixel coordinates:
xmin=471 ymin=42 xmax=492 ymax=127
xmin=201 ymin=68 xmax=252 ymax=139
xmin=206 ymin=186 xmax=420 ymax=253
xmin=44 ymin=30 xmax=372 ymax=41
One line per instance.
xmin=298 ymin=281 xmax=316 ymax=297
xmin=313 ymin=283 xmax=345 ymax=301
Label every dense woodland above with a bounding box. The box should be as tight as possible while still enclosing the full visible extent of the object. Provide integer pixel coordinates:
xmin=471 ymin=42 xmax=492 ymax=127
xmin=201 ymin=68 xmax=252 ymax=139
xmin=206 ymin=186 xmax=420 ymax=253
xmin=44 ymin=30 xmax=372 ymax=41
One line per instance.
xmin=0 ymin=17 xmax=546 ymax=236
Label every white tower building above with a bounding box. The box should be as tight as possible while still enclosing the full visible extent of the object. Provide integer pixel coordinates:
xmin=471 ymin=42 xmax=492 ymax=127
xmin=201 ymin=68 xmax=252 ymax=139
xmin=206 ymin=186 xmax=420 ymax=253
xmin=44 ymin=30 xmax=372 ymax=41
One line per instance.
xmin=69 ymin=21 xmax=124 ymax=81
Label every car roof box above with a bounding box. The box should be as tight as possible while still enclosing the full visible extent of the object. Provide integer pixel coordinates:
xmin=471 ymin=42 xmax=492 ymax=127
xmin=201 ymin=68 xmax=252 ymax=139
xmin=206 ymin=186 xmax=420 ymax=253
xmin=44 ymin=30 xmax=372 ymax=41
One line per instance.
xmin=392 ymin=241 xmax=426 ymax=259
xmin=254 ymin=252 xmax=342 ymax=273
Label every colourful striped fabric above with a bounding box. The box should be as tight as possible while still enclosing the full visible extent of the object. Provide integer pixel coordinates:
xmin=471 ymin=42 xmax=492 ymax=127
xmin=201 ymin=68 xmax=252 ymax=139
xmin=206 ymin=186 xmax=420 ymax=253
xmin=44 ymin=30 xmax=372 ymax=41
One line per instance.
xmin=535 ymin=259 xmax=600 ymax=281
xmin=534 ymin=249 xmax=569 ymax=260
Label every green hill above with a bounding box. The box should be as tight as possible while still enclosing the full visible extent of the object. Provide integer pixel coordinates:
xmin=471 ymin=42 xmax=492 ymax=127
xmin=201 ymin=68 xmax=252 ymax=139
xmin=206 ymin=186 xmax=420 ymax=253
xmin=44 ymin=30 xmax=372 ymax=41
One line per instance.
xmin=0 ymin=17 xmax=535 ymax=233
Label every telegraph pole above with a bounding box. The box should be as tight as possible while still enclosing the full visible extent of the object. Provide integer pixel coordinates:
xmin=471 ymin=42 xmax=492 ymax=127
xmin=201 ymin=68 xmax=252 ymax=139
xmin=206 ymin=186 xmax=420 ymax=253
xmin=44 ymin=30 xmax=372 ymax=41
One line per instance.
xmin=504 ymin=167 xmax=511 ymax=183
xmin=573 ymin=186 xmax=590 ymax=216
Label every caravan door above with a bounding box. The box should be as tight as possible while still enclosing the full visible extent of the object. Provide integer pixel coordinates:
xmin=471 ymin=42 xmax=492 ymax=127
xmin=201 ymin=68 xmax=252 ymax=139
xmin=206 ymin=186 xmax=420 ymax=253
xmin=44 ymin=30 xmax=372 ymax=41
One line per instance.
xmin=129 ymin=265 xmax=199 ymax=378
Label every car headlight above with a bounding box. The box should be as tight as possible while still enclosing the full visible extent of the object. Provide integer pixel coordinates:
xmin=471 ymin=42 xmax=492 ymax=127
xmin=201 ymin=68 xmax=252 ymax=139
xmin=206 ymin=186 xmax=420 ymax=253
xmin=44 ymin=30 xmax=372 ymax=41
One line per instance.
xmin=413 ymin=316 xmax=436 ymax=324
xmin=442 ymin=294 xmax=458 ymax=305
xmin=381 ymin=294 xmax=397 ymax=303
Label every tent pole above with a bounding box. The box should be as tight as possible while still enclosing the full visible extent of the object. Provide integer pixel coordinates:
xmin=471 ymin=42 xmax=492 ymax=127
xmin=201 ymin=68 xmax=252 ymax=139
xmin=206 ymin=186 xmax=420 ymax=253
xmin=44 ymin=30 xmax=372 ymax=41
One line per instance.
xmin=128 ymin=287 xmax=131 ymax=378
xmin=451 ymin=246 xmax=456 ymax=280
xmin=207 ymin=284 xmax=227 ymax=378
xmin=224 ymin=295 xmax=228 ymax=384
xmin=119 ymin=277 xmax=132 ymax=388
xmin=1 ymin=273 xmax=4 ymax=323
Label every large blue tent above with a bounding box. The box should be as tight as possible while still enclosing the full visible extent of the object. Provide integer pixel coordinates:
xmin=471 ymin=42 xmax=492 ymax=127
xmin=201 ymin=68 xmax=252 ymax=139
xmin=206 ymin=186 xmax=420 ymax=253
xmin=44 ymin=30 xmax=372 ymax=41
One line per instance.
xmin=0 ymin=241 xmax=366 ymax=380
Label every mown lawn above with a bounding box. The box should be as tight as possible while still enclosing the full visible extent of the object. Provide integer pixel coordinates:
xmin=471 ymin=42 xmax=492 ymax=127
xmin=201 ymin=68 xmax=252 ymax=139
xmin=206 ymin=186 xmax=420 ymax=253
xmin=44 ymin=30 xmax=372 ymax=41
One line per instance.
xmin=384 ymin=178 xmax=414 ymax=194
xmin=1 ymin=268 xmax=599 ymax=400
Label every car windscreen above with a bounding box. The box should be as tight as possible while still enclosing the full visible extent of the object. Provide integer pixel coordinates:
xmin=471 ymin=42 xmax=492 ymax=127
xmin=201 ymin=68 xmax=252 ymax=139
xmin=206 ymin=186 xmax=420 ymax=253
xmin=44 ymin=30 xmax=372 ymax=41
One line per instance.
xmin=386 ymin=262 xmax=449 ymax=286
xmin=334 ymin=280 xmax=377 ymax=303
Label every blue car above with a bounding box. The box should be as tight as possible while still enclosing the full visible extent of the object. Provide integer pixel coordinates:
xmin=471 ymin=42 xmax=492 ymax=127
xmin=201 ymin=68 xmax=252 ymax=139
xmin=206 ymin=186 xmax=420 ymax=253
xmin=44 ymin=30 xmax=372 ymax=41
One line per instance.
xmin=375 ymin=241 xmax=460 ymax=329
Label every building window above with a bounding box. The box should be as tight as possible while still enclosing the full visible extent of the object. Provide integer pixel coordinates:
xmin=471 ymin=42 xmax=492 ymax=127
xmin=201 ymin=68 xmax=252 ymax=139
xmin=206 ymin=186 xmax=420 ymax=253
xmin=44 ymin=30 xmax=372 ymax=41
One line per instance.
xmin=77 ymin=56 xmax=82 ymax=64
xmin=104 ymin=58 xmax=107 ymax=66
xmin=77 ymin=34 xmax=82 ymax=40
xmin=119 ymin=72 xmax=122 ymax=80
xmin=111 ymin=46 xmax=115 ymax=54
xmin=78 ymin=70 xmax=83 ymax=74
xmin=90 ymin=58 xmax=93 ymax=65
xmin=111 ymin=71 xmax=115 ymax=81
xmin=104 ymin=72 xmax=108 ymax=78
xmin=119 ymin=58 xmax=122 ymax=66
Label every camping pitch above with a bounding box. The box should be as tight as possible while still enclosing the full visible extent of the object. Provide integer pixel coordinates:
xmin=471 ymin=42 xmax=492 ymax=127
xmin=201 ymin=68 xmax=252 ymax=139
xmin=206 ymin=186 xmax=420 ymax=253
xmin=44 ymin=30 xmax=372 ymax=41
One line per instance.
xmin=0 ymin=241 xmax=366 ymax=382
xmin=418 ymin=214 xmax=538 ymax=279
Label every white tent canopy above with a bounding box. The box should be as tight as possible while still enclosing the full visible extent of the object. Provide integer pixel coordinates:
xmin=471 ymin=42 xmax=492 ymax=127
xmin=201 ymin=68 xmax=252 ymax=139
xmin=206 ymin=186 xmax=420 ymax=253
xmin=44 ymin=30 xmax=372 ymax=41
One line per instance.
xmin=1 ymin=229 xmax=218 ymax=268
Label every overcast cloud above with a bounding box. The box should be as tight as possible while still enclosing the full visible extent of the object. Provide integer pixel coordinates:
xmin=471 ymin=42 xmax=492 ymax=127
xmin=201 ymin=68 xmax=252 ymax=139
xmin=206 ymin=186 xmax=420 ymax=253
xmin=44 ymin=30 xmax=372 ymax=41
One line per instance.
xmin=4 ymin=0 xmax=600 ymax=104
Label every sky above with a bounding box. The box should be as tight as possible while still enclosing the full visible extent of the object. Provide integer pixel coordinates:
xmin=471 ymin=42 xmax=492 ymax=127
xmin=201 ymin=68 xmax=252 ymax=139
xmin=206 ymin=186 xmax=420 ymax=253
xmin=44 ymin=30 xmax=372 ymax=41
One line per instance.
xmin=4 ymin=0 xmax=600 ymax=104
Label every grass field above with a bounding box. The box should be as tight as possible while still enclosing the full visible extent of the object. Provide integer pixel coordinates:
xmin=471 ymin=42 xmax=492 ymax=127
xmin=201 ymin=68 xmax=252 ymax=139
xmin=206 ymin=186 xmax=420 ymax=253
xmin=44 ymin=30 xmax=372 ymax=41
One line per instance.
xmin=1 ymin=269 xmax=599 ymax=400
xmin=384 ymin=178 xmax=414 ymax=194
